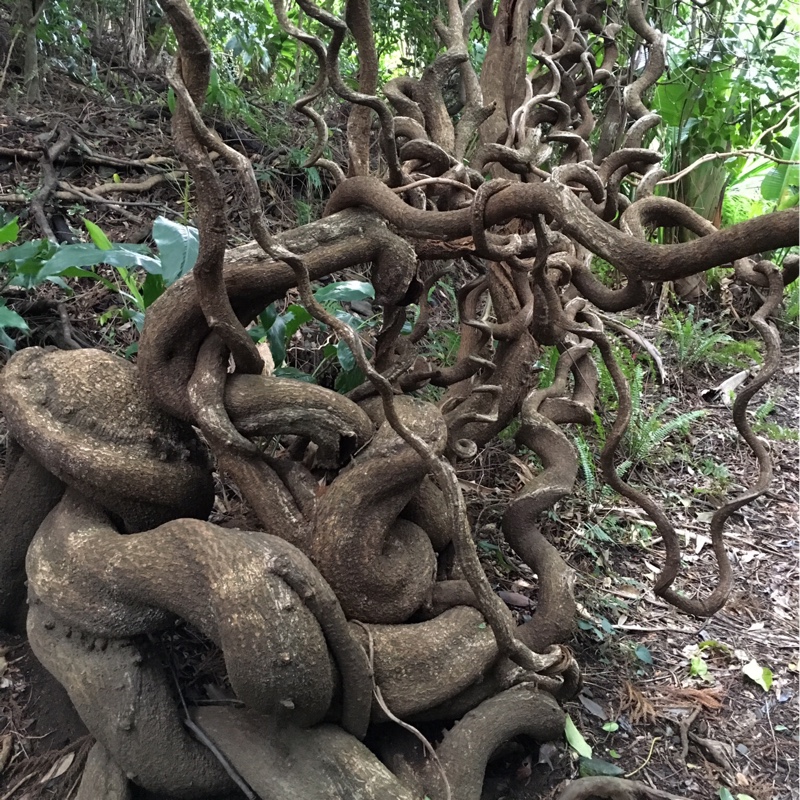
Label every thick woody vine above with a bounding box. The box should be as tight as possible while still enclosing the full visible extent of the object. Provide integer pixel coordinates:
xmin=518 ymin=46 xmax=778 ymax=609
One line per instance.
xmin=0 ymin=0 xmax=796 ymax=798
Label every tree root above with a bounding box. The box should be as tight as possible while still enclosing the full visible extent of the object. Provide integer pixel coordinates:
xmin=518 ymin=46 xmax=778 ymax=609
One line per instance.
xmin=557 ymin=776 xmax=690 ymax=800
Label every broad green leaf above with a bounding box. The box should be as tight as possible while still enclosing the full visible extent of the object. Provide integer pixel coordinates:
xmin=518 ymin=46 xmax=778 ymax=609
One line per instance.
xmin=635 ymin=645 xmax=653 ymax=665
xmin=0 ymin=240 xmax=52 ymax=265
xmin=334 ymin=366 xmax=364 ymax=393
xmin=578 ymin=757 xmax=624 ymax=777
xmin=602 ymin=721 xmax=619 ymax=732
xmin=332 ymin=309 xmax=365 ymax=330
xmin=260 ymin=304 xmax=279 ymax=330
xmin=265 ymin=312 xmax=287 ymax=366
xmin=38 ymin=244 xmax=161 ymax=279
xmin=0 ymin=217 xmax=19 ymax=244
xmin=281 ymin=304 xmax=313 ymax=340
xmin=152 ymin=216 xmax=199 ymax=285
xmin=83 ymin=218 xmax=113 ymax=250
xmin=0 ymin=303 xmax=30 ymax=332
xmin=273 ymin=366 xmax=317 ymax=383
xmin=314 ymin=280 xmax=375 ymax=303
xmin=742 ymin=659 xmax=773 ymax=692
xmin=141 ymin=273 xmax=167 ymax=308
xmin=565 ymin=715 xmax=592 ymax=758
xmin=653 ymin=83 xmax=690 ymax=127
xmin=97 ymin=247 xmax=163 ymax=273
xmin=336 ymin=339 xmax=356 ymax=371
xmin=718 ymin=789 xmax=735 ymax=800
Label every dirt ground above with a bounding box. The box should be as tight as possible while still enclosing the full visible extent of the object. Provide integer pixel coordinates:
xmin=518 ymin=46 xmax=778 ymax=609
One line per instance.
xmin=0 ymin=73 xmax=798 ymax=800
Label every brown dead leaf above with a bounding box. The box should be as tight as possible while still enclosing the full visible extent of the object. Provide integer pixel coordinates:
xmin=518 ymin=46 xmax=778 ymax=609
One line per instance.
xmin=657 ymin=685 xmax=725 ymax=711
xmin=619 ymin=681 xmax=656 ymax=725
xmin=0 ymin=734 xmax=12 ymax=775
xmin=497 ymin=590 xmax=533 ymax=608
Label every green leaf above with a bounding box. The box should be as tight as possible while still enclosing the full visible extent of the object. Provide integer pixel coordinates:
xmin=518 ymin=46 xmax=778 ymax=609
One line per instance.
xmin=152 ymin=216 xmax=199 ymax=285
xmin=565 ymin=715 xmax=592 ymax=758
xmin=265 ymin=313 xmax=287 ymax=367
xmin=314 ymin=280 xmax=375 ymax=303
xmin=333 ymin=309 xmax=364 ymax=329
xmin=336 ymin=339 xmax=356 ymax=371
xmin=273 ymin=366 xmax=317 ymax=383
xmin=141 ymin=273 xmax=167 ymax=308
xmin=83 ymin=218 xmax=113 ymax=250
xmin=578 ymin=757 xmax=623 ymax=777
xmin=602 ymin=722 xmax=619 ymax=732
xmin=38 ymin=244 xmax=161 ymax=279
xmin=742 ymin=659 xmax=773 ymax=691
xmin=635 ymin=645 xmax=653 ymax=665
xmin=0 ymin=303 xmax=30 ymax=332
xmin=260 ymin=304 xmax=279 ymax=331
xmin=608 ymin=749 xmax=621 ymax=759
xmin=0 ymin=239 xmax=52 ymax=265
xmin=281 ymin=304 xmax=313 ymax=340
xmin=690 ymin=656 xmax=709 ymax=679
xmin=718 ymin=789 xmax=735 ymax=800
xmin=0 ymin=216 xmax=19 ymax=244
xmin=334 ymin=366 xmax=365 ymax=393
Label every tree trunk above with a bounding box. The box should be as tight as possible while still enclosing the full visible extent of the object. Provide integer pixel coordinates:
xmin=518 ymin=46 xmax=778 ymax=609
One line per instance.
xmin=21 ymin=0 xmax=46 ymax=102
xmin=125 ymin=0 xmax=147 ymax=69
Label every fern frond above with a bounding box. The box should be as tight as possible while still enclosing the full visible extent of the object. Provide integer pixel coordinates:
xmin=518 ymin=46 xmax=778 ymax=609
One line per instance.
xmin=574 ymin=433 xmax=596 ymax=494
xmin=647 ymin=410 xmax=707 ymax=450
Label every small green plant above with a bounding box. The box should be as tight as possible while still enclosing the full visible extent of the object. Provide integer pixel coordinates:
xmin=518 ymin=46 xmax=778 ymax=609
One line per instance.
xmin=617 ymin=366 xmax=707 ymax=476
xmin=694 ymin=458 xmax=732 ymax=498
xmin=751 ymin=399 xmax=799 ymax=442
xmin=574 ymin=429 xmax=598 ymax=494
xmin=783 ymin=280 xmax=799 ymax=323
xmin=0 ymin=216 xmax=199 ymax=352
xmin=689 ymin=653 xmax=710 ymax=681
xmin=661 ymin=307 xmax=762 ymax=373
xmin=252 ymin=280 xmax=389 ymax=391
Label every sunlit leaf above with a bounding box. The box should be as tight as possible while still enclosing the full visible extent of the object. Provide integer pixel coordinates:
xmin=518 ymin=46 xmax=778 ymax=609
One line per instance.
xmin=0 ymin=217 xmax=19 ymax=244
xmin=742 ymin=659 xmax=773 ymax=692
xmin=314 ymin=281 xmax=375 ymax=303
xmin=565 ymin=715 xmax=592 ymax=758
xmin=152 ymin=216 xmax=199 ymax=285
xmin=83 ymin=218 xmax=113 ymax=250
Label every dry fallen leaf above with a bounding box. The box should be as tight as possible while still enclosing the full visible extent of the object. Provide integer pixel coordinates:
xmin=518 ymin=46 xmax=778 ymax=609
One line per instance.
xmin=39 ymin=752 xmax=75 ymax=784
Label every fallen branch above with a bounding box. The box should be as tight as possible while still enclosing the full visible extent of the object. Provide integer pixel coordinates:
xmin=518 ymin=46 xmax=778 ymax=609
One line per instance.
xmin=0 ymin=144 xmax=177 ymax=169
xmin=29 ymin=125 xmax=74 ymax=242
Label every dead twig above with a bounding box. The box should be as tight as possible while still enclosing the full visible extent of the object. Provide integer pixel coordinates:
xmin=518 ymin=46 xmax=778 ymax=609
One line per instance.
xmin=678 ymin=705 xmax=701 ymax=760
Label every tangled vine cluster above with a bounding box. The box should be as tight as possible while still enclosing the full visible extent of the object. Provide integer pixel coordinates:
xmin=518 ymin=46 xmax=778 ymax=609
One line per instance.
xmin=0 ymin=0 xmax=796 ymax=798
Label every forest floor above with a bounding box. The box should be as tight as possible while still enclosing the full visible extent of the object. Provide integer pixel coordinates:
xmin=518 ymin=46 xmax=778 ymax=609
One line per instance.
xmin=0 ymin=70 xmax=798 ymax=800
